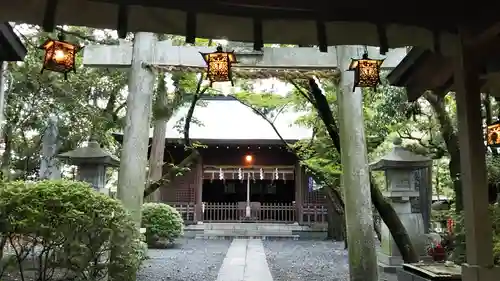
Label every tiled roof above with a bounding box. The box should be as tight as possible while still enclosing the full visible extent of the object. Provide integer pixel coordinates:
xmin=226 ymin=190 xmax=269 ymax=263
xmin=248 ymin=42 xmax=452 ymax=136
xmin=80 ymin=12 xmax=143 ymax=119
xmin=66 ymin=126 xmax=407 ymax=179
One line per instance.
xmin=154 ymin=98 xmax=311 ymax=141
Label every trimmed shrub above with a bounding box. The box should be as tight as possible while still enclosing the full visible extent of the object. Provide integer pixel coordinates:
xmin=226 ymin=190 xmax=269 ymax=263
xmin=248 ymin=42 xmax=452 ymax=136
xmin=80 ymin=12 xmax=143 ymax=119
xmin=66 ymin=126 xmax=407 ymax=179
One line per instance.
xmin=0 ymin=180 xmax=146 ymax=281
xmin=141 ymin=203 xmax=184 ymax=248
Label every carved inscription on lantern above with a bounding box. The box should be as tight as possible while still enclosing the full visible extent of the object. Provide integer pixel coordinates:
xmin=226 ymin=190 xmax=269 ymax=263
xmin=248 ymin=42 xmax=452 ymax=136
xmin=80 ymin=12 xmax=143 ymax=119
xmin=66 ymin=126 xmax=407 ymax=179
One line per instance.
xmin=386 ymin=170 xmax=412 ymax=191
xmin=207 ymin=52 xmax=230 ymax=82
xmin=348 ymin=53 xmax=384 ymax=91
xmin=200 ymin=45 xmax=237 ymax=86
xmin=357 ymin=59 xmax=382 ymax=87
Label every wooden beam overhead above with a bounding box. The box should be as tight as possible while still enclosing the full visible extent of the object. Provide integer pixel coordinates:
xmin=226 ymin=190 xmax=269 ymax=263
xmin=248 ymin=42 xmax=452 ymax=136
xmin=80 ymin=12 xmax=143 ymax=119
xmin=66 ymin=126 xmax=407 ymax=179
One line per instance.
xmin=467 ymin=22 xmax=500 ymax=48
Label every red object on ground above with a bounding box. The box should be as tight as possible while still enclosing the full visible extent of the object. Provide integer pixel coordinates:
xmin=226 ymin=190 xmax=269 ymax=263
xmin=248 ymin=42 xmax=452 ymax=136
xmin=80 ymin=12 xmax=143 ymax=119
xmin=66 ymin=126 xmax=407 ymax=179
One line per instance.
xmin=429 ymin=243 xmax=446 ymax=262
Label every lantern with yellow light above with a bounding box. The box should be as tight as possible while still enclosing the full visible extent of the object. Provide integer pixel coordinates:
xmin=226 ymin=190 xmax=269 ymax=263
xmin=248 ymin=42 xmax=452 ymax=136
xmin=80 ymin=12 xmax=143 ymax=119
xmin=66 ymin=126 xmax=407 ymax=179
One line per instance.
xmin=200 ymin=45 xmax=237 ymax=86
xmin=487 ymin=121 xmax=500 ymax=147
xmin=347 ymin=53 xmax=384 ymax=91
xmin=39 ymin=34 xmax=82 ymax=80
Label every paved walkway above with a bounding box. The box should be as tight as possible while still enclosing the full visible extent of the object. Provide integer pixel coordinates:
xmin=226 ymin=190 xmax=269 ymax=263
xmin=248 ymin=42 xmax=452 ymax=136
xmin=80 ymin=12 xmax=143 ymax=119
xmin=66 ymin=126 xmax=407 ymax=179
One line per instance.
xmin=216 ymin=239 xmax=274 ymax=281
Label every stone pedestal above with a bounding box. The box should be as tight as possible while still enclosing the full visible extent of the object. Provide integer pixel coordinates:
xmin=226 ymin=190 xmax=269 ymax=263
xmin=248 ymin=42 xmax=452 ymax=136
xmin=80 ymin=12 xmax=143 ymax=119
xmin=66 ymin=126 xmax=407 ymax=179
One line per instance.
xmin=370 ymin=138 xmax=432 ymax=281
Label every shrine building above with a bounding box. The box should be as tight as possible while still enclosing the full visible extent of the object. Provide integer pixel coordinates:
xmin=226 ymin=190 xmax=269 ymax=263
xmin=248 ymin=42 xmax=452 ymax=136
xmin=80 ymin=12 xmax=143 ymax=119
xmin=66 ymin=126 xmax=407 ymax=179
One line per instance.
xmin=115 ymin=95 xmax=327 ymax=225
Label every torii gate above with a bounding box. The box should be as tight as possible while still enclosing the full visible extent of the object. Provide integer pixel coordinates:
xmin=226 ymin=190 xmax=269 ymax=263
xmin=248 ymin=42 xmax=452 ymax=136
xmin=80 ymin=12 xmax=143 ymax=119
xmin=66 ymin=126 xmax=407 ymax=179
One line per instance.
xmin=83 ymin=36 xmax=405 ymax=281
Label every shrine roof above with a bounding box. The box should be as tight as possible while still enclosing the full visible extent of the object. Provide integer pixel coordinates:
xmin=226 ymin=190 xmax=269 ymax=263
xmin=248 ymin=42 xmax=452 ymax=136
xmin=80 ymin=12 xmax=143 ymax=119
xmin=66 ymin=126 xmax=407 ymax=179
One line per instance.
xmin=0 ymin=22 xmax=27 ymax=61
xmin=114 ymin=96 xmax=311 ymax=143
xmin=1 ymin=1 xmax=496 ymax=49
xmin=161 ymin=96 xmax=311 ymax=141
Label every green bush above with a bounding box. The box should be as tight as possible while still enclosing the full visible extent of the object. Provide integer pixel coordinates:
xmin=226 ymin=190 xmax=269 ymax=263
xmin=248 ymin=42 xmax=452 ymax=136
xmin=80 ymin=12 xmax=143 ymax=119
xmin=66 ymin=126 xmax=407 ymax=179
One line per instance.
xmin=141 ymin=203 xmax=184 ymax=248
xmin=0 ymin=180 xmax=146 ymax=281
xmin=453 ymin=204 xmax=500 ymax=265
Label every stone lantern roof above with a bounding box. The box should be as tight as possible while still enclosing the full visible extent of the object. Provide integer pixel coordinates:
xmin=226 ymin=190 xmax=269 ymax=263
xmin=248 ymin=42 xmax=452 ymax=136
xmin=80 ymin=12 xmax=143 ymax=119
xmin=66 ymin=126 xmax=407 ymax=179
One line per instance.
xmin=370 ymin=138 xmax=432 ymax=171
xmin=57 ymin=141 xmax=120 ymax=167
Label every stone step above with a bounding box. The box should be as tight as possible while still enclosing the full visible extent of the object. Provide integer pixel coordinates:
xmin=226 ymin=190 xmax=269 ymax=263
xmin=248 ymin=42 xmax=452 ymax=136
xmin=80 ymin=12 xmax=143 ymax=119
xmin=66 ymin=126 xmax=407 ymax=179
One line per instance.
xmin=195 ymin=234 xmax=300 ymax=240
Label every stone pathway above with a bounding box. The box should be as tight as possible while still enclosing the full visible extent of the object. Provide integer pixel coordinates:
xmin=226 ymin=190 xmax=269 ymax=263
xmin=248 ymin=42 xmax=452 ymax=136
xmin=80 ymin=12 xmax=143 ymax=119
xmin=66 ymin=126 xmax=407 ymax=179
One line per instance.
xmin=216 ymin=239 xmax=274 ymax=281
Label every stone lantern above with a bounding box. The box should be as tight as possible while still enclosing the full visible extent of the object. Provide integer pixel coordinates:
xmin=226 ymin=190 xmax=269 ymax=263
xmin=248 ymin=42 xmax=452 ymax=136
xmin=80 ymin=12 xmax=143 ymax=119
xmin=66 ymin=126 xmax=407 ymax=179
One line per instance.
xmin=370 ymin=138 xmax=432 ymax=280
xmin=57 ymin=141 xmax=120 ymax=194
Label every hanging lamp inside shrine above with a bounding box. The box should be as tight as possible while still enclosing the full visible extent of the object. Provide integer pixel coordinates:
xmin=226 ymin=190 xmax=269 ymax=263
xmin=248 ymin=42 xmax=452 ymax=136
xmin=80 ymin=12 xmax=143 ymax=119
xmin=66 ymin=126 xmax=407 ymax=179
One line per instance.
xmin=39 ymin=32 xmax=82 ymax=80
xmin=347 ymin=53 xmax=384 ymax=91
xmin=200 ymin=45 xmax=237 ymax=86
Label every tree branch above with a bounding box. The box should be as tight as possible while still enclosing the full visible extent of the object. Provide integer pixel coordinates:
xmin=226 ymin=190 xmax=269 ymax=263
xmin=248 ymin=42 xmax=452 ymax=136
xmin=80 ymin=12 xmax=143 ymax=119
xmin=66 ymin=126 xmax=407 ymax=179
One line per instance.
xmin=143 ymin=74 xmax=205 ymax=197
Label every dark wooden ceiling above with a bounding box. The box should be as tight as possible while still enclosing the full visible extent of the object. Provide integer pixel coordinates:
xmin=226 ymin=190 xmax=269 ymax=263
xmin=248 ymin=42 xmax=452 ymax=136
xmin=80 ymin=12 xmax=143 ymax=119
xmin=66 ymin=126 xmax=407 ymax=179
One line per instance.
xmin=91 ymin=0 xmax=495 ymax=28
xmin=0 ymin=0 xmax=498 ymax=48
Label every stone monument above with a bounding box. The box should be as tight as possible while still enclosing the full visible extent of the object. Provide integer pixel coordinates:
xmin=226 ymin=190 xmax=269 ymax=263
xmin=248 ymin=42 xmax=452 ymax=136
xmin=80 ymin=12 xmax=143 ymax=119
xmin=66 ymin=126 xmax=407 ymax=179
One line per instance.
xmin=370 ymin=138 xmax=432 ymax=281
xmin=57 ymin=141 xmax=120 ymax=194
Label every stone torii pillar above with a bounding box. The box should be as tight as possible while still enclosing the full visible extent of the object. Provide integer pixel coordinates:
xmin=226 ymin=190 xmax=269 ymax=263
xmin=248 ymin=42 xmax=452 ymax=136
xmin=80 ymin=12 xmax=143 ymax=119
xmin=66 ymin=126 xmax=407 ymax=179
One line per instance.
xmin=116 ymin=32 xmax=157 ymax=226
xmin=336 ymin=45 xmax=378 ymax=281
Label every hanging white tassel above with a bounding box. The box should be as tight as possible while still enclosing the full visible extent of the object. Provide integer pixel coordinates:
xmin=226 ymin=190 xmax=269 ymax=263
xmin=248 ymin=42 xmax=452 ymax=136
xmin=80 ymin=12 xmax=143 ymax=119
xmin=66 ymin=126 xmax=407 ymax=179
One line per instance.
xmin=260 ymin=168 xmax=264 ymax=180
xmin=238 ymin=168 xmax=242 ymax=180
xmin=219 ymin=168 xmax=224 ymax=180
xmin=275 ymin=168 xmax=279 ymax=180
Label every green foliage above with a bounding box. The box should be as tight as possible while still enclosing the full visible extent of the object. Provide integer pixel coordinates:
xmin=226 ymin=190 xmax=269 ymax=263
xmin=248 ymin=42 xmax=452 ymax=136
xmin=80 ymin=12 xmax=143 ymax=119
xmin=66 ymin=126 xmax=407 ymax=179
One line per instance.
xmin=452 ymin=205 xmax=500 ymax=265
xmin=4 ymin=27 xmax=127 ymax=179
xmin=0 ymin=180 xmax=146 ymax=281
xmin=141 ymin=203 xmax=184 ymax=248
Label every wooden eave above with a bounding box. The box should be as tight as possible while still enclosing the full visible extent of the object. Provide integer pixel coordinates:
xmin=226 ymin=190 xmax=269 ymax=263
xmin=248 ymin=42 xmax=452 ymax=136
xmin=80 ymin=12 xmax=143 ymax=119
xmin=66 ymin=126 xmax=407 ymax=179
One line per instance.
xmin=1 ymin=1 xmax=498 ymax=48
xmin=0 ymin=22 xmax=27 ymax=61
xmin=112 ymin=133 xmax=297 ymax=147
xmin=387 ymin=43 xmax=500 ymax=101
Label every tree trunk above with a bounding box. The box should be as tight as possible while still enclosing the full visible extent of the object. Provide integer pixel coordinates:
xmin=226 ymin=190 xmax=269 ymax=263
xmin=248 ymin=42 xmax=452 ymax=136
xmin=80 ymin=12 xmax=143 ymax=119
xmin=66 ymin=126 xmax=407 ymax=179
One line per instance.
xmin=0 ymin=124 xmax=12 ymax=179
xmin=370 ymin=179 xmax=418 ymax=262
xmin=145 ymin=73 xmax=168 ymax=202
xmin=423 ymin=92 xmax=463 ymax=212
xmin=325 ymin=186 xmax=345 ymax=241
xmin=143 ymin=80 xmax=205 ymax=197
xmin=305 ymin=79 xmax=419 ymax=263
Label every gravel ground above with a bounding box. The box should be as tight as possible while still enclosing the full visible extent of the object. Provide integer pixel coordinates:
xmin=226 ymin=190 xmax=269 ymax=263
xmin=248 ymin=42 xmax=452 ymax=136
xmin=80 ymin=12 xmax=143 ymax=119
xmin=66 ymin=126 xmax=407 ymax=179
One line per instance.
xmin=263 ymin=240 xmax=349 ymax=281
xmin=137 ymin=239 xmax=231 ymax=281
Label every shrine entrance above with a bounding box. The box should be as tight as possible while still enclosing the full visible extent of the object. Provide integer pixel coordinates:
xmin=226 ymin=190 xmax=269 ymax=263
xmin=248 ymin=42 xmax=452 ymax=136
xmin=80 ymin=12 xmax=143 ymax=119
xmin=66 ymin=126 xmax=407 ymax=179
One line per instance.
xmin=202 ymin=179 xmax=295 ymax=203
xmin=202 ymin=166 xmax=296 ymax=222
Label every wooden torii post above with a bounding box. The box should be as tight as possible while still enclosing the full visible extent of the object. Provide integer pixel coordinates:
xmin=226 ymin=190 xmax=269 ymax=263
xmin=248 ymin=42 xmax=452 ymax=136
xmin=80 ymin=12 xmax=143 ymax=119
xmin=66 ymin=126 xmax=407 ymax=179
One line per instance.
xmin=83 ymin=38 xmax=405 ymax=280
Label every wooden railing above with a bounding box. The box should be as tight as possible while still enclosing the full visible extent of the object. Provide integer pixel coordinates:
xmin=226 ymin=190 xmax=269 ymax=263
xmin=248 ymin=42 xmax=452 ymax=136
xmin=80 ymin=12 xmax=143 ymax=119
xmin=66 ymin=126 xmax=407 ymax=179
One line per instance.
xmin=202 ymin=202 xmax=297 ymax=222
xmin=165 ymin=201 xmax=328 ymax=224
xmin=302 ymin=203 xmax=328 ymax=224
xmin=260 ymin=203 xmax=295 ymax=222
xmin=203 ymin=202 xmax=240 ymax=221
xmin=167 ymin=202 xmax=196 ymax=222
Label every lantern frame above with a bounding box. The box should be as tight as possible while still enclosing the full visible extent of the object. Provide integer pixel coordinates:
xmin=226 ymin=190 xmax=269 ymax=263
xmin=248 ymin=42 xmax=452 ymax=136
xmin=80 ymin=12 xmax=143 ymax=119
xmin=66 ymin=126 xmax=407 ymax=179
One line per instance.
xmin=487 ymin=121 xmax=500 ymax=148
xmin=347 ymin=53 xmax=384 ymax=91
xmin=39 ymin=34 xmax=82 ymax=80
xmin=200 ymin=45 xmax=237 ymax=86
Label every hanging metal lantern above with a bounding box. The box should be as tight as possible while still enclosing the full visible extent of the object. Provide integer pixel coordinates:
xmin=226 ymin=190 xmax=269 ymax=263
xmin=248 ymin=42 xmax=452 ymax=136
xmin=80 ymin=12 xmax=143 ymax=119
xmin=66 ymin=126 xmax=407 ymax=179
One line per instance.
xmin=487 ymin=121 xmax=500 ymax=147
xmin=39 ymin=34 xmax=82 ymax=80
xmin=200 ymin=45 xmax=237 ymax=86
xmin=347 ymin=53 xmax=384 ymax=91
